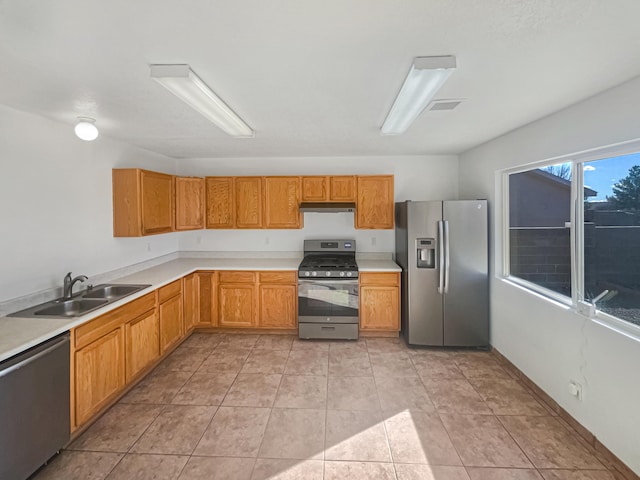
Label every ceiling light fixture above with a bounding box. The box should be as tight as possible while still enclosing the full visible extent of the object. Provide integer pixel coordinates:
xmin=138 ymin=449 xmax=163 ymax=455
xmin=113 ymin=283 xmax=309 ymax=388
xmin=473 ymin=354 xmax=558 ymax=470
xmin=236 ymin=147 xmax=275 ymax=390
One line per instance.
xmin=381 ymin=56 xmax=457 ymax=135
xmin=150 ymin=64 xmax=254 ymax=138
xmin=74 ymin=117 xmax=99 ymax=141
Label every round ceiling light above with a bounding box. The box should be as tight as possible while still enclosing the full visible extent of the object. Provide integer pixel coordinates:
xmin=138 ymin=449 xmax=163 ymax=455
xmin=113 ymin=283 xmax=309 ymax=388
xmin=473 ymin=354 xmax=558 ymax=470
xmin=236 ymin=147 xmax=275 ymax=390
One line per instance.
xmin=74 ymin=117 xmax=99 ymax=141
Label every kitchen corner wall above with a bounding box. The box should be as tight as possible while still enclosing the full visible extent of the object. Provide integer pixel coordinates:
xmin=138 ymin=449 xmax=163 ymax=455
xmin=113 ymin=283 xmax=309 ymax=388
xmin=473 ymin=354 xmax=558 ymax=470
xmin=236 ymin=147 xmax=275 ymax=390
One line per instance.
xmin=459 ymin=75 xmax=640 ymax=475
xmin=177 ymin=155 xmax=458 ymax=252
xmin=0 ymin=105 xmax=179 ymax=302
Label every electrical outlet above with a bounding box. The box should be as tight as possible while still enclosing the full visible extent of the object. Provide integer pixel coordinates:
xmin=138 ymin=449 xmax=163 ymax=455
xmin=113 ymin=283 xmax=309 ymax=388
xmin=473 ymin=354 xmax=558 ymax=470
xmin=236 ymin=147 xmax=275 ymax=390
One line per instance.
xmin=371 ymin=237 xmax=377 ymax=246
xmin=196 ymin=236 xmax=202 ymax=245
xmin=265 ymin=236 xmax=270 ymax=245
xmin=568 ymin=380 xmax=583 ymax=400
xmin=146 ymin=242 xmax=151 ymax=252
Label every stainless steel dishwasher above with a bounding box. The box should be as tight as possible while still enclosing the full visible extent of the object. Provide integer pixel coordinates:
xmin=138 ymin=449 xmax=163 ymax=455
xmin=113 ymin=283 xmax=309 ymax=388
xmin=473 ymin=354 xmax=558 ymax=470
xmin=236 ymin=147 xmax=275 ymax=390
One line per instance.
xmin=0 ymin=333 xmax=70 ymax=480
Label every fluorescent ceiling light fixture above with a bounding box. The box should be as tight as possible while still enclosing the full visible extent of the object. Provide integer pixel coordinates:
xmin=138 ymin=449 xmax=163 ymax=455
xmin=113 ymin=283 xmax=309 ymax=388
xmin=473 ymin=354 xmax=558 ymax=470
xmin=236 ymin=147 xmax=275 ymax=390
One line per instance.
xmin=381 ymin=56 xmax=456 ymax=135
xmin=74 ymin=117 xmax=99 ymax=141
xmin=150 ymin=64 xmax=254 ymax=138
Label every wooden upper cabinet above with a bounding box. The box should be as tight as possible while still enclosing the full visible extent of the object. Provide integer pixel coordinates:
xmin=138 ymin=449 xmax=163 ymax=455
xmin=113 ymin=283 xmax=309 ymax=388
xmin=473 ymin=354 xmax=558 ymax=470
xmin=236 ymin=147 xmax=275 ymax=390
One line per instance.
xmin=264 ymin=176 xmax=302 ymax=229
xmin=235 ymin=177 xmax=263 ymax=228
xmin=302 ymin=175 xmax=356 ymax=202
xmin=356 ymin=175 xmax=395 ymax=229
xmin=302 ymin=176 xmax=327 ymax=201
xmin=206 ymin=177 xmax=235 ymax=228
xmin=141 ymin=170 xmax=175 ymax=235
xmin=329 ymin=176 xmax=356 ymax=201
xmin=113 ymin=169 xmax=175 ymax=237
xmin=175 ymin=177 xmax=205 ymax=230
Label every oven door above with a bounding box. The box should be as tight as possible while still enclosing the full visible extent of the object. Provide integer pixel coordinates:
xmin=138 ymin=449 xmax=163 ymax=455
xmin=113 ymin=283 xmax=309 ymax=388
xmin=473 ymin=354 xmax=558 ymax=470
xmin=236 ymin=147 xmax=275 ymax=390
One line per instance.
xmin=298 ymin=278 xmax=359 ymax=324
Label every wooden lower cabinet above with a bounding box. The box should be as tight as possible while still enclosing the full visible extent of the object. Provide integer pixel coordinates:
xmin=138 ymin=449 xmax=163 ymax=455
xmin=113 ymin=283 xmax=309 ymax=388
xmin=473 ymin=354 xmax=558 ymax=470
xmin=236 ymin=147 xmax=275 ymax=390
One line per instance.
xmin=125 ymin=309 xmax=159 ymax=382
xmin=74 ymin=327 xmax=125 ymax=427
xmin=258 ymin=271 xmax=297 ymax=329
xmin=195 ymin=272 xmax=217 ymax=327
xmin=219 ymin=284 xmax=255 ymax=327
xmin=359 ymin=272 xmax=400 ymax=332
xmin=183 ymin=273 xmax=197 ymax=332
xmin=158 ymin=284 xmax=183 ymax=353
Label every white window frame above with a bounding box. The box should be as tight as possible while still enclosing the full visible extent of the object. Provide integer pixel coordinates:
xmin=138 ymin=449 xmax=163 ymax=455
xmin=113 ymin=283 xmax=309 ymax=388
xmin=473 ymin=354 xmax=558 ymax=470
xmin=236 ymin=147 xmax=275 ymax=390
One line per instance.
xmin=502 ymin=138 xmax=640 ymax=340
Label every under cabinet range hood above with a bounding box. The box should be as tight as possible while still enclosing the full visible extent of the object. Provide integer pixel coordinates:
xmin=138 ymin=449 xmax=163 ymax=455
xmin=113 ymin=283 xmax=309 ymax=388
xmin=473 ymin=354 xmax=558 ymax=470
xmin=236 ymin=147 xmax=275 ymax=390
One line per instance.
xmin=299 ymin=202 xmax=356 ymax=213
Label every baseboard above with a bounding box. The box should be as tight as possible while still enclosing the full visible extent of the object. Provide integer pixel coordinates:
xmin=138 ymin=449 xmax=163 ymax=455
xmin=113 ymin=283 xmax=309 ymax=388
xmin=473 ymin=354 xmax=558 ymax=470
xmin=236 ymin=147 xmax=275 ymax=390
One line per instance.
xmin=491 ymin=348 xmax=639 ymax=480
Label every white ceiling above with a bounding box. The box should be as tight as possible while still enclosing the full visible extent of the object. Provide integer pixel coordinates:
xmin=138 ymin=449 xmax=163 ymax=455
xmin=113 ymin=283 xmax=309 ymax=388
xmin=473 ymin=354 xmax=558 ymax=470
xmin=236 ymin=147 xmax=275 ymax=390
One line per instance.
xmin=1 ymin=0 xmax=640 ymax=159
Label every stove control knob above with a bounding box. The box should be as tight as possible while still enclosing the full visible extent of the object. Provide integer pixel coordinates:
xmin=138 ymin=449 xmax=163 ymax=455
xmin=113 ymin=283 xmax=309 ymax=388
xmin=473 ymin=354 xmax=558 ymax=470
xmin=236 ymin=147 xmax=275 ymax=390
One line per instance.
xmin=339 ymin=272 xmax=345 ymax=277
xmin=311 ymin=271 xmax=317 ymax=277
xmin=346 ymin=272 xmax=353 ymax=277
xmin=304 ymin=271 xmax=310 ymax=277
xmin=325 ymin=271 xmax=331 ymax=277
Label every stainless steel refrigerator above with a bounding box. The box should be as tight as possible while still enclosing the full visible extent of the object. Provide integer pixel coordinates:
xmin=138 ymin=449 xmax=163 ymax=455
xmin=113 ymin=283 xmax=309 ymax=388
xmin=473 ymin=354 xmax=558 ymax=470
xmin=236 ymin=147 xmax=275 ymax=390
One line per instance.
xmin=395 ymin=200 xmax=489 ymax=347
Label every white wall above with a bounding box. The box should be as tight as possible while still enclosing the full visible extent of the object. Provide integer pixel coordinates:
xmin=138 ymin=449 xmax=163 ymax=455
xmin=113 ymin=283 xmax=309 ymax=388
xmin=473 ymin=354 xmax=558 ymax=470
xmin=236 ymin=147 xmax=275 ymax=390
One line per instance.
xmin=0 ymin=105 xmax=179 ymax=302
xmin=459 ymin=75 xmax=640 ymax=474
xmin=178 ymin=155 xmax=459 ymax=252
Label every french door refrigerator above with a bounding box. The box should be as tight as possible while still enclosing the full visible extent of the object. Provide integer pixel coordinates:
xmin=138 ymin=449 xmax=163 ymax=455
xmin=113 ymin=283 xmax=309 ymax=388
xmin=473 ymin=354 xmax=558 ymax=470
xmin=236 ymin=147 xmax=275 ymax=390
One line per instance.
xmin=395 ymin=200 xmax=489 ymax=347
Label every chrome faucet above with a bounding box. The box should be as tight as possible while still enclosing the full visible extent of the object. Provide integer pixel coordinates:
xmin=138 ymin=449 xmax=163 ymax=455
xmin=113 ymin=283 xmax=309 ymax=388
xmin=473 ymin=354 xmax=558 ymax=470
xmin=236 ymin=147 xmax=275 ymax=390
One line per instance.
xmin=63 ymin=272 xmax=88 ymax=299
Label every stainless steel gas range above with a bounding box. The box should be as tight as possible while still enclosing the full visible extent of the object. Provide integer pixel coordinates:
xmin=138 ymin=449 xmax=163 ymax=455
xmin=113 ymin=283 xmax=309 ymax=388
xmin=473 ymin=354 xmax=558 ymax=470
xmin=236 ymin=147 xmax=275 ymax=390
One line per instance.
xmin=298 ymin=239 xmax=359 ymax=340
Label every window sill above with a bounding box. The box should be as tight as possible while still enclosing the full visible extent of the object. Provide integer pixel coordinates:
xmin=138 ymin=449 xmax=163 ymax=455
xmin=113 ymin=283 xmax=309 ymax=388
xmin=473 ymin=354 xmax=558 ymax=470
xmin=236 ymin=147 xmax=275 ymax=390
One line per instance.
xmin=500 ymin=276 xmax=640 ymax=343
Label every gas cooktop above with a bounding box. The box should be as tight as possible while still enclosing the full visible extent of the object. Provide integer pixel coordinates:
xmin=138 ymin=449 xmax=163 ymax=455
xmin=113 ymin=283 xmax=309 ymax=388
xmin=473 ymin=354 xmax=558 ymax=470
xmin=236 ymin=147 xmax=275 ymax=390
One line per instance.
xmin=298 ymin=239 xmax=358 ymax=279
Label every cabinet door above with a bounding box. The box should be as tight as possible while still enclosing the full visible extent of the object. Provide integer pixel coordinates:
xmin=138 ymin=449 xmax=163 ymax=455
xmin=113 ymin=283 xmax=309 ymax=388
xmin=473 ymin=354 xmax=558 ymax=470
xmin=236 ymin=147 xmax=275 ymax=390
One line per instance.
xmin=74 ymin=327 xmax=125 ymax=426
xmin=141 ymin=170 xmax=175 ymax=235
xmin=301 ymin=176 xmax=327 ymax=201
xmin=356 ymin=175 xmax=394 ymax=229
xmin=175 ymin=177 xmax=205 ymax=230
xmin=259 ymin=284 xmax=297 ymax=329
xmin=183 ymin=273 xmax=197 ymax=332
xmin=264 ymin=177 xmax=301 ymax=229
xmin=359 ymin=285 xmax=400 ymax=331
xmin=195 ymin=272 xmax=217 ymax=327
xmin=159 ymin=294 xmax=183 ymax=353
xmin=235 ymin=177 xmax=263 ymax=228
xmin=219 ymin=284 xmax=255 ymax=327
xmin=125 ymin=309 xmax=159 ymax=382
xmin=330 ymin=176 xmax=356 ymax=202
xmin=206 ymin=177 xmax=235 ymax=228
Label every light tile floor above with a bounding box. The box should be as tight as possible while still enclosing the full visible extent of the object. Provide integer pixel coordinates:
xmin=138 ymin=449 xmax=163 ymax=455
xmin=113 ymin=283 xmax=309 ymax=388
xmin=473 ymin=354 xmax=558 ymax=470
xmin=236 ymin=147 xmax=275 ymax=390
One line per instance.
xmin=32 ymin=333 xmax=621 ymax=480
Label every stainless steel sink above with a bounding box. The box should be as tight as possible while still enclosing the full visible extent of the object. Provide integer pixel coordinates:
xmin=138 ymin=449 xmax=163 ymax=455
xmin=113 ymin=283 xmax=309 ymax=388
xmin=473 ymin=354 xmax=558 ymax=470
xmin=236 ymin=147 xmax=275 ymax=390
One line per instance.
xmin=34 ymin=299 xmax=109 ymax=317
xmin=82 ymin=284 xmax=147 ymax=300
xmin=8 ymin=283 xmax=151 ymax=318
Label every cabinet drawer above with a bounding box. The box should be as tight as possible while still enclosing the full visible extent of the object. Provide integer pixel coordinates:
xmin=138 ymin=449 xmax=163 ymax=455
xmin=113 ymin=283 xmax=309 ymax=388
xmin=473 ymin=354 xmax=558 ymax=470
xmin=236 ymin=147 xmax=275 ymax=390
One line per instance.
xmin=359 ymin=272 xmax=400 ymax=286
xmin=75 ymin=292 xmax=155 ymax=349
xmin=219 ymin=271 xmax=256 ymax=284
xmin=158 ymin=279 xmax=182 ymax=303
xmin=259 ymin=271 xmax=297 ymax=284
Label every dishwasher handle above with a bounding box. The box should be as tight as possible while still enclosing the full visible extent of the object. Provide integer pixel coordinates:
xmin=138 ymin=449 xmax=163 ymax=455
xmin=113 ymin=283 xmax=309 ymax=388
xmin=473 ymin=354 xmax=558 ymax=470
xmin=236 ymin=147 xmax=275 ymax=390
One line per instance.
xmin=0 ymin=335 xmax=69 ymax=379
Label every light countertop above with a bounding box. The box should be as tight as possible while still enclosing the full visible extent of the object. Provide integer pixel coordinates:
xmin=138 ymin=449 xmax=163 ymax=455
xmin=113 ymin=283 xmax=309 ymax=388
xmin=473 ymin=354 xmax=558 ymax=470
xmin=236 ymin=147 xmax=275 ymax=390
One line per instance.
xmin=0 ymin=256 xmax=400 ymax=363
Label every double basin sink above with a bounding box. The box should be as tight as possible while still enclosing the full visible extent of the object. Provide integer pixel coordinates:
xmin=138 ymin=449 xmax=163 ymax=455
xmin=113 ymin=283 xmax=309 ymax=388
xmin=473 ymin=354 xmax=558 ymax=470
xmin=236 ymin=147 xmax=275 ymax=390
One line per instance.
xmin=10 ymin=284 xmax=151 ymax=318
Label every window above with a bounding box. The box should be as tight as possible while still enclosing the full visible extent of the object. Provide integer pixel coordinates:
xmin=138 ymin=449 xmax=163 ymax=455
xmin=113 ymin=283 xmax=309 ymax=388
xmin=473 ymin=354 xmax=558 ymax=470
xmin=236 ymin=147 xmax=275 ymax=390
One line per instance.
xmin=582 ymin=153 xmax=640 ymax=327
xmin=505 ymin=149 xmax=640 ymax=330
xmin=508 ymin=163 xmax=573 ymax=297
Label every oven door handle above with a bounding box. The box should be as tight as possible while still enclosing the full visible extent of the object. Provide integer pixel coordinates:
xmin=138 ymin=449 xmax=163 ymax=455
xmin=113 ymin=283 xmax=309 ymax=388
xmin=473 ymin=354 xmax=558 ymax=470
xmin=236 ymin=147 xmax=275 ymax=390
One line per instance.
xmin=298 ymin=279 xmax=359 ymax=287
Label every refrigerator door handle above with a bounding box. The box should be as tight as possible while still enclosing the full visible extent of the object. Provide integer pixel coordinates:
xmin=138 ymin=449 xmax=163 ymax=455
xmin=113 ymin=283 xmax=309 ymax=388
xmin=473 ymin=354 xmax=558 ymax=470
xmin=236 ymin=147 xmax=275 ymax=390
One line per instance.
xmin=437 ymin=220 xmax=445 ymax=294
xmin=444 ymin=220 xmax=451 ymax=294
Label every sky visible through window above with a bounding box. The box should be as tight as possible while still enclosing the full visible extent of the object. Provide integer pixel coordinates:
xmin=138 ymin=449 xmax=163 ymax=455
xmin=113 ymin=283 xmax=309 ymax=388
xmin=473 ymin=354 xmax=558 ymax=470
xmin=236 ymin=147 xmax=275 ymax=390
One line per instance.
xmin=584 ymin=152 xmax=640 ymax=202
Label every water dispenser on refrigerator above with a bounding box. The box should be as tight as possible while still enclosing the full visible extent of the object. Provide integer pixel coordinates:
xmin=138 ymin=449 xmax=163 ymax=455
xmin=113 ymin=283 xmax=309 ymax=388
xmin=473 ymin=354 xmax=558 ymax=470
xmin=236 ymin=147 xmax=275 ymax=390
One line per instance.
xmin=416 ymin=238 xmax=436 ymax=268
